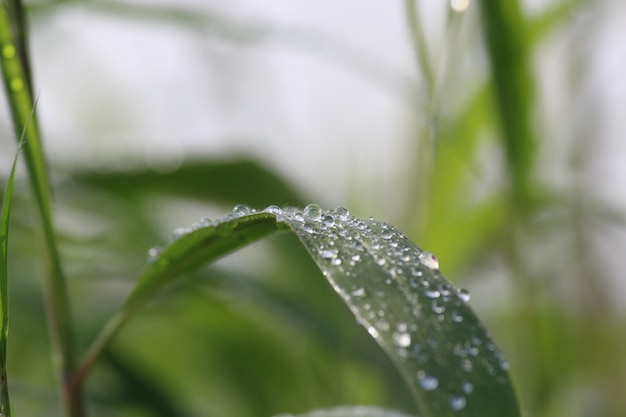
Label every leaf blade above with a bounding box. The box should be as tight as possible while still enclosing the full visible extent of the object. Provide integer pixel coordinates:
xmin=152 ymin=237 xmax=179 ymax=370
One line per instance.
xmin=0 ymin=144 xmax=20 ymax=417
xmin=74 ymin=209 xmax=282 ymax=387
xmin=77 ymin=205 xmax=520 ymax=417
xmin=282 ymin=207 xmax=520 ymax=417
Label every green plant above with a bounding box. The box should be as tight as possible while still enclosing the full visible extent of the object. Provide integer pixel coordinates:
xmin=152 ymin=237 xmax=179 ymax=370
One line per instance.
xmin=0 ymin=1 xmax=521 ymax=414
xmin=2 ymin=1 xmax=624 ymax=417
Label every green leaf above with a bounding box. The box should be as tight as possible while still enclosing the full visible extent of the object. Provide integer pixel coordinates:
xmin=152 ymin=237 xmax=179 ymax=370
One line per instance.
xmin=0 ymin=143 xmax=21 ymax=417
xmin=68 ymin=158 xmax=308 ymax=208
xmin=1 ymin=4 xmax=79 ymax=414
xmin=73 ymin=208 xmax=283 ymax=386
xmin=477 ymin=1 xmax=536 ymax=209
xmin=273 ymin=406 xmax=418 ymax=417
xmin=527 ymin=0 xmax=589 ymax=45
xmin=282 ymin=206 xmax=519 ymax=417
xmin=77 ymin=205 xmax=520 ymax=417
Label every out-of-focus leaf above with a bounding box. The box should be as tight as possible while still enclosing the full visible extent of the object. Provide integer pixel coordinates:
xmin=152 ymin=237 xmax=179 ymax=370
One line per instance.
xmin=96 ymin=347 xmax=188 ymax=417
xmin=417 ymin=85 xmax=503 ymax=274
xmin=528 ymin=0 xmax=590 ymax=45
xmin=1 ymin=5 xmax=77 ymax=411
xmin=77 ymin=205 xmax=520 ymax=417
xmin=0 ymin=142 xmax=22 ymax=416
xmin=68 ymin=159 xmax=308 ymax=208
xmin=477 ymin=1 xmax=535 ymax=209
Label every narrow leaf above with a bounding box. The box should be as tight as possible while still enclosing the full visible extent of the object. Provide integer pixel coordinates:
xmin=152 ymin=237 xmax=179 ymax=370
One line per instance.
xmin=1 ymin=4 xmax=79 ymax=414
xmin=74 ymin=208 xmax=283 ymax=386
xmin=0 ymin=143 xmax=21 ymax=416
xmin=477 ymin=1 xmax=536 ymax=208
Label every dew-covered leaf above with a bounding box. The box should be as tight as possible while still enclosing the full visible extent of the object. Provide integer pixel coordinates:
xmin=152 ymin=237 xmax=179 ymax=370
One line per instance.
xmin=81 ymin=204 xmax=520 ymax=417
xmin=124 ymin=208 xmax=281 ymax=309
xmin=273 ymin=406 xmax=418 ymax=417
xmin=280 ymin=205 xmax=520 ymax=417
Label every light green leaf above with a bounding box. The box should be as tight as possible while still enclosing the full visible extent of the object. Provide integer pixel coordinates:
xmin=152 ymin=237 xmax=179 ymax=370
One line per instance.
xmin=0 ymin=141 xmax=22 ymax=417
xmin=77 ymin=204 xmax=520 ymax=417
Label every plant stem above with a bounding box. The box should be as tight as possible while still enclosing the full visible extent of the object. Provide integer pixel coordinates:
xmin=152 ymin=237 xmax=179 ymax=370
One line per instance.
xmin=0 ymin=2 xmax=84 ymax=416
xmin=404 ymin=0 xmax=438 ymax=231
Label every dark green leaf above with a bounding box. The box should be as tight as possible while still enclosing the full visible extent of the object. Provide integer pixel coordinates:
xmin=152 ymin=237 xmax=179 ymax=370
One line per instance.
xmin=68 ymin=158 xmax=308 ymax=208
xmin=477 ymin=1 xmax=535 ymax=209
xmin=282 ymin=206 xmax=519 ymax=417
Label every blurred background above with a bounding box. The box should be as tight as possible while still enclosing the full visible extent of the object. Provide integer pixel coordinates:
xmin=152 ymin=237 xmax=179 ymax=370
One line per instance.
xmin=1 ymin=0 xmax=626 ymax=416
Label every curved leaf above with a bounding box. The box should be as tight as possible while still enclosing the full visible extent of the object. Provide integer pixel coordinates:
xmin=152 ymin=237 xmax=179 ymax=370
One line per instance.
xmin=281 ymin=206 xmax=519 ymax=417
xmin=77 ymin=205 xmax=520 ymax=417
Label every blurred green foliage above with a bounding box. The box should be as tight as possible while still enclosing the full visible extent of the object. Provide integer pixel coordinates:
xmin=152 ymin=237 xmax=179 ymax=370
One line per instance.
xmin=1 ymin=0 xmax=625 ymax=416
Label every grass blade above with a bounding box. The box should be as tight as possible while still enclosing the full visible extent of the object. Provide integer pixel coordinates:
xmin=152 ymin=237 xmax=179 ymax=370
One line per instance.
xmin=477 ymin=1 xmax=535 ymax=209
xmin=0 ymin=143 xmax=22 ymax=417
xmin=76 ymin=205 xmax=519 ymax=417
xmin=0 ymin=3 xmax=80 ymax=415
xmin=73 ymin=209 xmax=282 ymax=387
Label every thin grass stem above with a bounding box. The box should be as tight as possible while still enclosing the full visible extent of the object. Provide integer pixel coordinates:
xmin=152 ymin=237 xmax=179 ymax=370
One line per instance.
xmin=0 ymin=3 xmax=84 ymax=416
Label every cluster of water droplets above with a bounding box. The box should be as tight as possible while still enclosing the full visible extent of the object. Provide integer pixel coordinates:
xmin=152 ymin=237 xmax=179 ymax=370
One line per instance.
xmin=274 ymin=204 xmax=513 ymax=414
xmin=146 ymin=204 xmax=268 ymax=264
xmin=145 ymin=203 xmax=514 ymax=414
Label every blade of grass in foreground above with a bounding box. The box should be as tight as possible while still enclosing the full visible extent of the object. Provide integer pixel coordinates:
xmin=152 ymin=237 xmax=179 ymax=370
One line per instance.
xmin=76 ymin=205 xmax=520 ymax=417
xmin=0 ymin=142 xmax=22 ymax=417
xmin=0 ymin=4 xmax=80 ymax=415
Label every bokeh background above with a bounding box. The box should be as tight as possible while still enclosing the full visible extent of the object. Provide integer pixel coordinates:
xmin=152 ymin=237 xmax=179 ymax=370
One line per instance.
xmin=1 ymin=0 xmax=626 ymax=416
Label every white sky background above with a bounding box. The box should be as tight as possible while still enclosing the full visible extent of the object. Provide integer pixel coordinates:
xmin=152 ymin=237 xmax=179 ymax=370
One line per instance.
xmin=3 ymin=0 xmax=626 ymax=306
xmin=31 ymin=0 xmax=426 ymax=221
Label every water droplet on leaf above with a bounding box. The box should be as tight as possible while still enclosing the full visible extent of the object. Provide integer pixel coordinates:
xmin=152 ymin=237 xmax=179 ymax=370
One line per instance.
xmin=449 ymin=395 xmax=467 ymax=411
xmin=462 ymin=381 xmax=474 ymax=394
xmin=264 ymin=205 xmax=282 ymax=215
xmin=323 ymin=215 xmax=335 ymax=227
xmin=146 ymin=247 xmax=160 ymax=264
xmin=393 ymin=332 xmax=411 ymax=348
xmin=304 ymin=203 xmax=322 ymax=221
xmin=319 ymin=248 xmax=339 ymax=259
xmin=333 ymin=206 xmax=350 ymax=220
xmin=232 ymin=204 xmax=252 ymax=217
xmin=417 ymin=371 xmax=439 ymax=391
xmin=351 ymin=288 xmax=365 ymax=297
xmin=456 ymin=288 xmax=471 ymax=303
xmin=425 ymin=289 xmax=440 ymax=299
xmin=172 ymin=227 xmax=192 ymax=240
xmin=419 ymin=252 xmax=439 ymax=269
